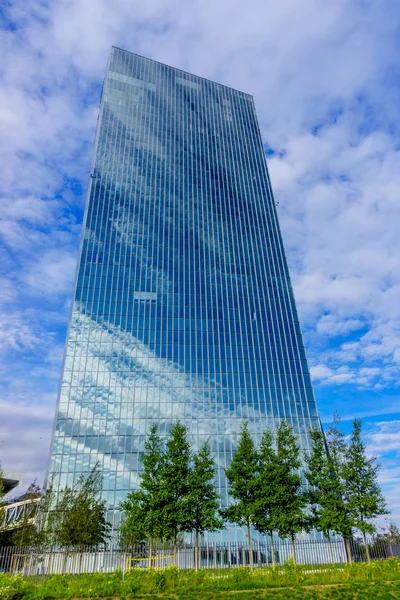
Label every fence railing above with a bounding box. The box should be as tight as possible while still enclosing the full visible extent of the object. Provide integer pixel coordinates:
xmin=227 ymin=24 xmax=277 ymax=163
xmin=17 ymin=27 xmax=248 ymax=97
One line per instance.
xmin=1 ymin=498 xmax=40 ymax=531
xmin=0 ymin=538 xmax=398 ymax=575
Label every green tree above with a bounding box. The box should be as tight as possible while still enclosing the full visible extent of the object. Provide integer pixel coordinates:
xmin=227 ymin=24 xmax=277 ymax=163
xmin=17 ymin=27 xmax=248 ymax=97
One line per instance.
xmin=139 ymin=425 xmax=168 ymax=541
xmin=253 ymin=427 xmax=280 ymax=568
xmin=324 ymin=412 xmax=355 ymax=562
xmin=273 ymin=420 xmax=309 ymax=564
xmin=305 ymin=426 xmax=351 ymax=562
xmin=311 ymin=413 xmax=389 ymax=563
xmin=52 ymin=465 xmax=111 ymax=548
xmin=380 ymin=521 xmax=400 ymax=544
xmin=223 ymin=423 xmax=259 ymax=569
xmin=119 ymin=490 xmax=148 ymax=547
xmin=184 ymin=441 xmax=223 ymax=570
xmin=34 ymin=475 xmax=57 ymax=548
xmin=343 ymin=418 xmax=388 ymax=561
xmin=121 ymin=425 xmax=167 ymax=566
xmin=161 ymin=421 xmax=192 ymax=563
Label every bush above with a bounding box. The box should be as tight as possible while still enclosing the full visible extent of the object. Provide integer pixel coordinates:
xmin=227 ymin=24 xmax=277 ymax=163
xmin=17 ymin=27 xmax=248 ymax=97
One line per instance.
xmin=2 ymin=556 xmax=400 ymax=600
xmin=164 ymin=565 xmax=179 ymax=588
xmin=151 ymin=570 xmax=167 ymax=592
xmin=0 ymin=574 xmax=27 ymax=600
xmin=123 ymin=570 xmax=145 ymax=594
xmin=231 ymin=566 xmax=251 ymax=582
xmin=183 ymin=568 xmax=207 ymax=587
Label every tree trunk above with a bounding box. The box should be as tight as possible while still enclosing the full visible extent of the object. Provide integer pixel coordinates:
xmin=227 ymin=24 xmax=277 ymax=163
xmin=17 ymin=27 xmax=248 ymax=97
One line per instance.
xmin=327 ymin=533 xmax=334 ymax=564
xmin=173 ymin=536 xmax=177 ymax=567
xmin=63 ymin=550 xmax=69 ymax=575
xmin=195 ymin=529 xmax=199 ymax=571
xmin=148 ymin=539 xmax=152 ymax=569
xmin=290 ymin=533 xmax=297 ymax=565
xmin=62 ymin=546 xmax=70 ymax=574
xmin=269 ymin=530 xmax=276 ymax=569
xmin=344 ymin=538 xmax=352 ymax=564
xmin=247 ymin=520 xmax=253 ymax=570
xmin=49 ymin=549 xmax=55 ymax=575
xmin=363 ymin=531 xmax=371 ymax=562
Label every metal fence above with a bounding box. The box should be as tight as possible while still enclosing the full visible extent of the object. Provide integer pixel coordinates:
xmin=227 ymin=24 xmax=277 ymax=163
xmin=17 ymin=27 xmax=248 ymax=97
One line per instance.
xmin=1 ymin=498 xmax=40 ymax=531
xmin=0 ymin=538 xmax=398 ymax=575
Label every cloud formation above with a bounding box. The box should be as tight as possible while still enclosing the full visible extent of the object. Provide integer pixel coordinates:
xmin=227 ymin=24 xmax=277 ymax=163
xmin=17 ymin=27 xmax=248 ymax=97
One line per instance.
xmin=0 ymin=0 xmax=399 ymax=519
xmin=362 ymin=419 xmax=400 ymax=518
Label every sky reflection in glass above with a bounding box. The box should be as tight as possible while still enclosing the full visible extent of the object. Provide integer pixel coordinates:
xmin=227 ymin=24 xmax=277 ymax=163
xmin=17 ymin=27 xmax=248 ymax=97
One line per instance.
xmin=48 ymin=47 xmax=320 ymax=538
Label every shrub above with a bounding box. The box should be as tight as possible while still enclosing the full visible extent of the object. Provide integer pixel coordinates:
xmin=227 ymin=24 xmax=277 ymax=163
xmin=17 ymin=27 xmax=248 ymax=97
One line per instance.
xmin=164 ymin=565 xmax=179 ymax=588
xmin=184 ymin=568 xmax=207 ymax=587
xmin=151 ymin=569 xmax=167 ymax=592
xmin=0 ymin=574 xmax=27 ymax=600
xmin=123 ymin=570 xmax=145 ymax=594
xmin=231 ymin=566 xmax=251 ymax=583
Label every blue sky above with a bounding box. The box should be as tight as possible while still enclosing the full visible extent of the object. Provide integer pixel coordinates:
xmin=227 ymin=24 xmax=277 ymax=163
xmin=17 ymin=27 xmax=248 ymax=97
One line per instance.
xmin=1 ymin=0 xmax=400 ymax=527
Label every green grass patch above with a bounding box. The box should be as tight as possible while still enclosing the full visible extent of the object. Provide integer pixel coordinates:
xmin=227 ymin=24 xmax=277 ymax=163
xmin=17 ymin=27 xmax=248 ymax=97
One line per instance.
xmin=1 ymin=559 xmax=400 ymax=600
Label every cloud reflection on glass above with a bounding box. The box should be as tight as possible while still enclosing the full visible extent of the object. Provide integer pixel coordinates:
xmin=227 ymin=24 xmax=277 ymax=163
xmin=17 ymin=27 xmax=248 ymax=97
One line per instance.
xmin=48 ymin=47 xmax=320 ymax=537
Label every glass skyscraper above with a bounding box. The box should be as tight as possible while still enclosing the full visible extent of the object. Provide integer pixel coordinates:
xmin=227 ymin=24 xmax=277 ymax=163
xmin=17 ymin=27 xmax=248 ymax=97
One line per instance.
xmin=48 ymin=46 xmax=320 ymax=537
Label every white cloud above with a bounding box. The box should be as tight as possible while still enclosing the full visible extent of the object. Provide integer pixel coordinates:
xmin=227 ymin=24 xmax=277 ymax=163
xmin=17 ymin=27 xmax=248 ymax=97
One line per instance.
xmin=0 ymin=313 xmax=40 ymax=353
xmin=2 ymin=197 xmax=61 ymax=225
xmin=310 ymin=364 xmax=334 ymax=380
xmin=362 ymin=420 xmax=400 ymax=520
xmin=0 ymin=399 xmax=54 ymax=491
xmin=310 ymin=361 xmax=389 ymax=388
xmin=316 ymin=314 xmax=364 ymax=337
xmin=23 ymin=250 xmax=77 ymax=295
xmin=0 ymin=0 xmax=399 ymax=490
xmin=364 ymin=420 xmax=400 ymax=455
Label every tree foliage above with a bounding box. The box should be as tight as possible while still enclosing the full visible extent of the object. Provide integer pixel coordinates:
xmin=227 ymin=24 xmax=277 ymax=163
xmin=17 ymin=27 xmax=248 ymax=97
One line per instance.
xmin=184 ymin=441 xmax=222 ymax=537
xmin=306 ymin=414 xmax=388 ymax=562
xmin=223 ymin=423 xmax=259 ymax=568
xmin=224 ymin=423 xmax=259 ymax=526
xmin=184 ymin=441 xmax=222 ymax=569
xmin=343 ymin=418 xmax=387 ymax=537
xmin=121 ymin=422 xmax=195 ymax=554
xmin=120 ymin=414 xmax=389 ymax=563
xmin=379 ymin=521 xmax=400 ymax=544
xmin=121 ymin=425 xmax=169 ymax=547
xmin=252 ymin=427 xmax=281 ymax=567
xmin=50 ymin=466 xmax=111 ymax=548
xmin=253 ymin=428 xmax=280 ymax=536
xmin=305 ymin=425 xmax=352 ymax=539
xmin=34 ymin=475 xmax=57 ymax=548
xmin=272 ymin=421 xmax=309 ymax=562
xmin=119 ymin=490 xmax=148 ymax=547
xmin=323 ymin=413 xmax=355 ymax=540
xmin=161 ymin=422 xmax=192 ymax=546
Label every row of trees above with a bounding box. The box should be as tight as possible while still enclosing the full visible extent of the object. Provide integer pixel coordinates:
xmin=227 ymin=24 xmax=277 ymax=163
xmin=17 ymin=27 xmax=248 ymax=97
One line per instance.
xmin=0 ymin=414 xmax=390 ymax=567
xmin=224 ymin=416 xmax=387 ymax=565
xmin=306 ymin=416 xmax=387 ymax=562
xmin=120 ymin=422 xmax=221 ymax=569
xmin=120 ymin=415 xmax=387 ymax=566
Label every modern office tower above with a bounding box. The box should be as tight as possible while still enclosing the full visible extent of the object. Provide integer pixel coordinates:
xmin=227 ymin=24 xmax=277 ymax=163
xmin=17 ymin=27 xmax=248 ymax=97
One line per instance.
xmin=48 ymin=46 xmax=320 ymax=537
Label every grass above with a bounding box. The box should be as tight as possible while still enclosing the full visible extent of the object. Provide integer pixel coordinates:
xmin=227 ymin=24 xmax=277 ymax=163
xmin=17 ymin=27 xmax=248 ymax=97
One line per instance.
xmin=139 ymin=582 xmax=400 ymax=598
xmin=1 ymin=558 xmax=400 ymax=600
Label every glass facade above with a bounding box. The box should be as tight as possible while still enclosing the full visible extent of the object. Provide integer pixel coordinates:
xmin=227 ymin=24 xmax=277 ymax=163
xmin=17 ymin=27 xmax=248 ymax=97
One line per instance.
xmin=48 ymin=46 xmax=320 ymax=538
